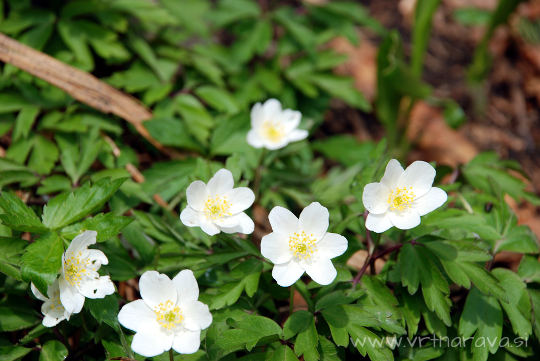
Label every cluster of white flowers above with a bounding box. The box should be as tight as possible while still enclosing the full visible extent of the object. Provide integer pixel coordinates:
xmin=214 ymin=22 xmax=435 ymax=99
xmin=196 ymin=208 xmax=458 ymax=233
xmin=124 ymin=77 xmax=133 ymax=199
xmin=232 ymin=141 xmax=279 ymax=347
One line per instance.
xmin=29 ymin=98 xmax=448 ymax=359
xmin=31 ymin=230 xmax=114 ymax=327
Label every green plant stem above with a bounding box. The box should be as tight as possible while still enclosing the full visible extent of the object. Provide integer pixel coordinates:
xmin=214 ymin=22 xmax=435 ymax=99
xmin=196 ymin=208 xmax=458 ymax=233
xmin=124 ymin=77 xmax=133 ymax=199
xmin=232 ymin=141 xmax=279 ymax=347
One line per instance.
xmin=289 ymin=284 xmax=295 ymax=315
xmin=169 ymin=348 xmax=174 ymax=361
xmin=118 ymin=326 xmax=135 ymax=360
xmin=253 ymin=149 xmax=267 ymax=199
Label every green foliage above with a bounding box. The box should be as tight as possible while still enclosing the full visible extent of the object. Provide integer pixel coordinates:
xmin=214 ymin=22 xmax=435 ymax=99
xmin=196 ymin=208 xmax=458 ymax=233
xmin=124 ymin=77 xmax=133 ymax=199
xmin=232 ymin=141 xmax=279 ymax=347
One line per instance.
xmin=0 ymin=0 xmax=537 ymax=361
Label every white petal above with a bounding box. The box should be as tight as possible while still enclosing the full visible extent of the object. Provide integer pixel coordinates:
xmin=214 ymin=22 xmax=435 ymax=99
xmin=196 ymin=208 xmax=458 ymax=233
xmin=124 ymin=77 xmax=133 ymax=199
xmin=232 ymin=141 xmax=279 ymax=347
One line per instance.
xmin=139 ymin=271 xmax=177 ymax=309
xmin=362 ymin=182 xmax=390 ymax=214
xmin=131 ymin=326 xmax=173 ymax=357
xmin=365 ymin=213 xmax=393 ymax=233
xmin=263 ymin=137 xmax=289 ymax=150
xmin=31 ymin=283 xmax=48 ymax=302
xmin=268 ymin=206 xmax=298 ymax=235
xmin=225 ymin=187 xmax=255 ymax=214
xmin=172 ymin=329 xmax=201 ymax=355
xmin=389 ymin=209 xmax=421 ymax=230
xmin=118 ymin=299 xmax=157 ymax=332
xmin=199 ymin=219 xmax=221 ymax=236
xmin=261 ymin=232 xmax=292 ymax=264
xmin=207 ymin=169 xmax=234 ymax=196
xmin=58 ymin=277 xmax=85 ymax=314
xmin=78 ymin=276 xmax=115 ymax=299
xmin=182 ymin=300 xmax=212 ymax=331
xmin=398 ymin=161 xmax=436 ymax=197
xmin=180 ymin=207 xmax=201 ymax=228
xmin=66 ymin=230 xmax=97 ymax=257
xmin=219 ymin=212 xmax=254 ymax=234
xmin=380 ymin=159 xmax=404 ymax=189
xmin=172 ymin=270 xmax=199 ymax=304
xmin=415 ymin=187 xmax=447 ymax=216
xmin=247 ymin=129 xmax=264 ymax=148
xmin=304 ymin=258 xmax=337 ymax=285
xmin=262 ymin=98 xmax=282 ymax=119
xmin=317 ymin=233 xmax=348 ymax=259
xmin=280 ymin=109 xmax=301 ymax=131
xmin=272 ymin=261 xmax=305 ymax=287
xmin=43 ymin=314 xmax=64 ymax=327
xmin=298 ymin=202 xmax=329 ymax=240
xmin=85 ymin=249 xmax=108 ymax=267
xmin=186 ymin=181 xmax=207 ymax=211
xmin=250 ymin=102 xmax=264 ymax=127
xmin=287 ymin=129 xmax=308 ymax=143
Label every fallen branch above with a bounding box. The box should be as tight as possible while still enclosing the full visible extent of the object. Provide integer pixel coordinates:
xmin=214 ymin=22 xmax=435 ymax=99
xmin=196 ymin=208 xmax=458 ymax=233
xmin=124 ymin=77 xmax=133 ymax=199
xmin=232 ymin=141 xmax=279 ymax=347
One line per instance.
xmin=0 ymin=33 xmax=183 ymax=158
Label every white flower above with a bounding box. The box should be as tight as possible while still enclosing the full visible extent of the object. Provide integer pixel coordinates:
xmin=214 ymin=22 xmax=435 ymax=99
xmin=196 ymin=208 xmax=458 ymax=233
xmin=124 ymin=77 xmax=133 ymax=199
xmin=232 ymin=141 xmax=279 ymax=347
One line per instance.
xmin=362 ymin=159 xmax=448 ymax=233
xmin=31 ymin=279 xmax=71 ymax=327
xmin=118 ymin=270 xmax=212 ymax=357
xmin=180 ymin=168 xmax=255 ymax=236
xmin=58 ymin=230 xmax=115 ymax=314
xmin=261 ymin=202 xmax=348 ymax=287
xmin=247 ymin=98 xmax=308 ymax=150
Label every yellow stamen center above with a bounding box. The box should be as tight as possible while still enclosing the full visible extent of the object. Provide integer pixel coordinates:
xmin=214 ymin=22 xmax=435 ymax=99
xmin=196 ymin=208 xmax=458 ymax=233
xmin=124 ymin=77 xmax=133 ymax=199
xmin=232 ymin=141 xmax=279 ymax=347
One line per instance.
xmin=204 ymin=196 xmax=232 ymax=220
xmin=64 ymin=252 xmax=90 ymax=287
xmin=387 ymin=186 xmax=416 ymax=211
xmin=289 ymin=231 xmax=317 ymax=261
xmin=155 ymin=300 xmax=184 ymax=331
xmin=262 ymin=121 xmax=285 ymax=142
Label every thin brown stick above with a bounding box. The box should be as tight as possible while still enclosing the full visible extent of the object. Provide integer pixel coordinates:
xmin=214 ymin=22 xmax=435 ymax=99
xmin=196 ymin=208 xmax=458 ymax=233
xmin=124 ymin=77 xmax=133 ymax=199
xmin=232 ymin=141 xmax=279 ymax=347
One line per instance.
xmin=0 ymin=33 xmax=183 ymax=158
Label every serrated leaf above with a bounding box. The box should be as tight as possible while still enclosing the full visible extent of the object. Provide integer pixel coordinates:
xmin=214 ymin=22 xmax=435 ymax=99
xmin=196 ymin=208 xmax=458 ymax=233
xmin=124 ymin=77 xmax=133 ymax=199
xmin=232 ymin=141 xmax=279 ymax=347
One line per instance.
xmin=61 ymin=213 xmax=132 ymax=242
xmin=459 ymin=288 xmax=502 ymax=359
xmin=283 ymin=311 xmax=312 ymax=339
xmin=20 ymin=232 xmax=63 ymax=295
xmin=294 ymin=315 xmax=319 ymax=361
xmin=86 ymin=294 xmax=120 ymax=331
xmin=42 ymin=178 xmax=126 ymax=230
xmin=0 ymin=192 xmax=47 ymax=233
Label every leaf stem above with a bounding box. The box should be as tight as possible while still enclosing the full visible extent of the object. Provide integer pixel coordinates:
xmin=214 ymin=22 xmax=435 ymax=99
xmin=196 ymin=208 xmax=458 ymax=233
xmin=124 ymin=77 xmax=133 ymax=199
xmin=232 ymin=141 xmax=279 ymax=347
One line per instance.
xmin=289 ymin=284 xmax=295 ymax=315
xmin=169 ymin=348 xmax=174 ymax=361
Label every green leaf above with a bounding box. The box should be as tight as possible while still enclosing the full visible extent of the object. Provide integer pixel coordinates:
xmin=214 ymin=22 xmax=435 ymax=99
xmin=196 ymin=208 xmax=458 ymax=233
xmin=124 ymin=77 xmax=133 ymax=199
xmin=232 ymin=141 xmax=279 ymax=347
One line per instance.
xmin=0 ymin=305 xmax=39 ymax=331
xmin=0 ymin=192 xmax=47 ymax=233
xmin=396 ymin=243 xmax=451 ymax=325
xmin=37 ymin=175 xmax=72 ymax=195
xmin=121 ymin=222 xmax=155 ymax=265
xmin=20 ymin=232 xmax=63 ymax=295
xmin=0 ymin=345 xmax=32 ymax=361
xmin=86 ymin=294 xmax=120 ymax=331
xmin=492 ymin=268 xmax=532 ymax=339
xmin=310 ymin=74 xmax=371 ymax=111
xmin=411 ymin=0 xmax=441 ymax=76
xmin=268 ymin=344 xmax=299 ymax=361
xmin=39 ymin=340 xmax=68 ymax=361
xmin=518 ymin=255 xmax=540 ymax=283
xmin=0 ymin=237 xmax=26 ymax=280
xmin=13 ymin=105 xmax=39 ymax=141
xmin=294 ymin=315 xmax=319 ymax=361
xmin=195 ymin=86 xmax=240 ymax=114
xmin=42 ymin=177 xmax=126 ymax=230
xmin=28 ymin=135 xmax=59 ymax=175
xmin=174 ymin=94 xmax=214 ymax=145
xmin=459 ymin=288 xmax=502 ymax=360
xmin=61 ymin=213 xmax=132 ymax=243
xmin=145 ymin=117 xmax=202 ymax=151
xmin=56 ymin=128 xmax=103 ymax=185
xmin=283 ymin=310 xmax=313 ymax=339
xmin=348 ymin=325 xmax=394 ymax=361
xmin=213 ymin=314 xmax=282 ymax=353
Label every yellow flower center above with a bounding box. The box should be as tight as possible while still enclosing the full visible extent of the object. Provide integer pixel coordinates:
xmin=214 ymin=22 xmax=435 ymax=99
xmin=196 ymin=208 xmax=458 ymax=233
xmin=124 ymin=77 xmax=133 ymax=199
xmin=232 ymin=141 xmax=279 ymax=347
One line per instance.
xmin=155 ymin=300 xmax=184 ymax=331
xmin=387 ymin=186 xmax=416 ymax=211
xmin=204 ymin=196 xmax=232 ymax=220
xmin=64 ymin=252 xmax=90 ymax=287
xmin=289 ymin=231 xmax=317 ymax=261
xmin=262 ymin=121 xmax=285 ymax=142
xmin=48 ymin=291 xmax=64 ymax=311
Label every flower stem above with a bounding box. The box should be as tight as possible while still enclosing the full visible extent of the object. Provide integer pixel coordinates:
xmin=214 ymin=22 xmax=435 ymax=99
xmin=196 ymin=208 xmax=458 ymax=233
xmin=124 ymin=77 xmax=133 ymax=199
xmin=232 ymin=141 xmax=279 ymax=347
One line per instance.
xmin=118 ymin=327 xmax=135 ymax=360
xmin=253 ymin=149 xmax=267 ymax=199
xmin=289 ymin=284 xmax=295 ymax=315
xmin=169 ymin=348 xmax=174 ymax=361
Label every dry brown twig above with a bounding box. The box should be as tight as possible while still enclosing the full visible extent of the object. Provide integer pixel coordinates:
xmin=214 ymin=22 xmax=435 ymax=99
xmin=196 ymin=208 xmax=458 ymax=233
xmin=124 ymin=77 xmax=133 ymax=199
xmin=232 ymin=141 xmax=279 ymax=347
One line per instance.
xmin=0 ymin=33 xmax=184 ymax=159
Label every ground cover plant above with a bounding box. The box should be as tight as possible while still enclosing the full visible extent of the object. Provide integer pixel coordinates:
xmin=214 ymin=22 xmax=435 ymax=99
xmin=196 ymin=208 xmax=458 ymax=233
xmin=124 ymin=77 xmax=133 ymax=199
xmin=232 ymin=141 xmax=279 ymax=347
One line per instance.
xmin=0 ymin=0 xmax=539 ymax=360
